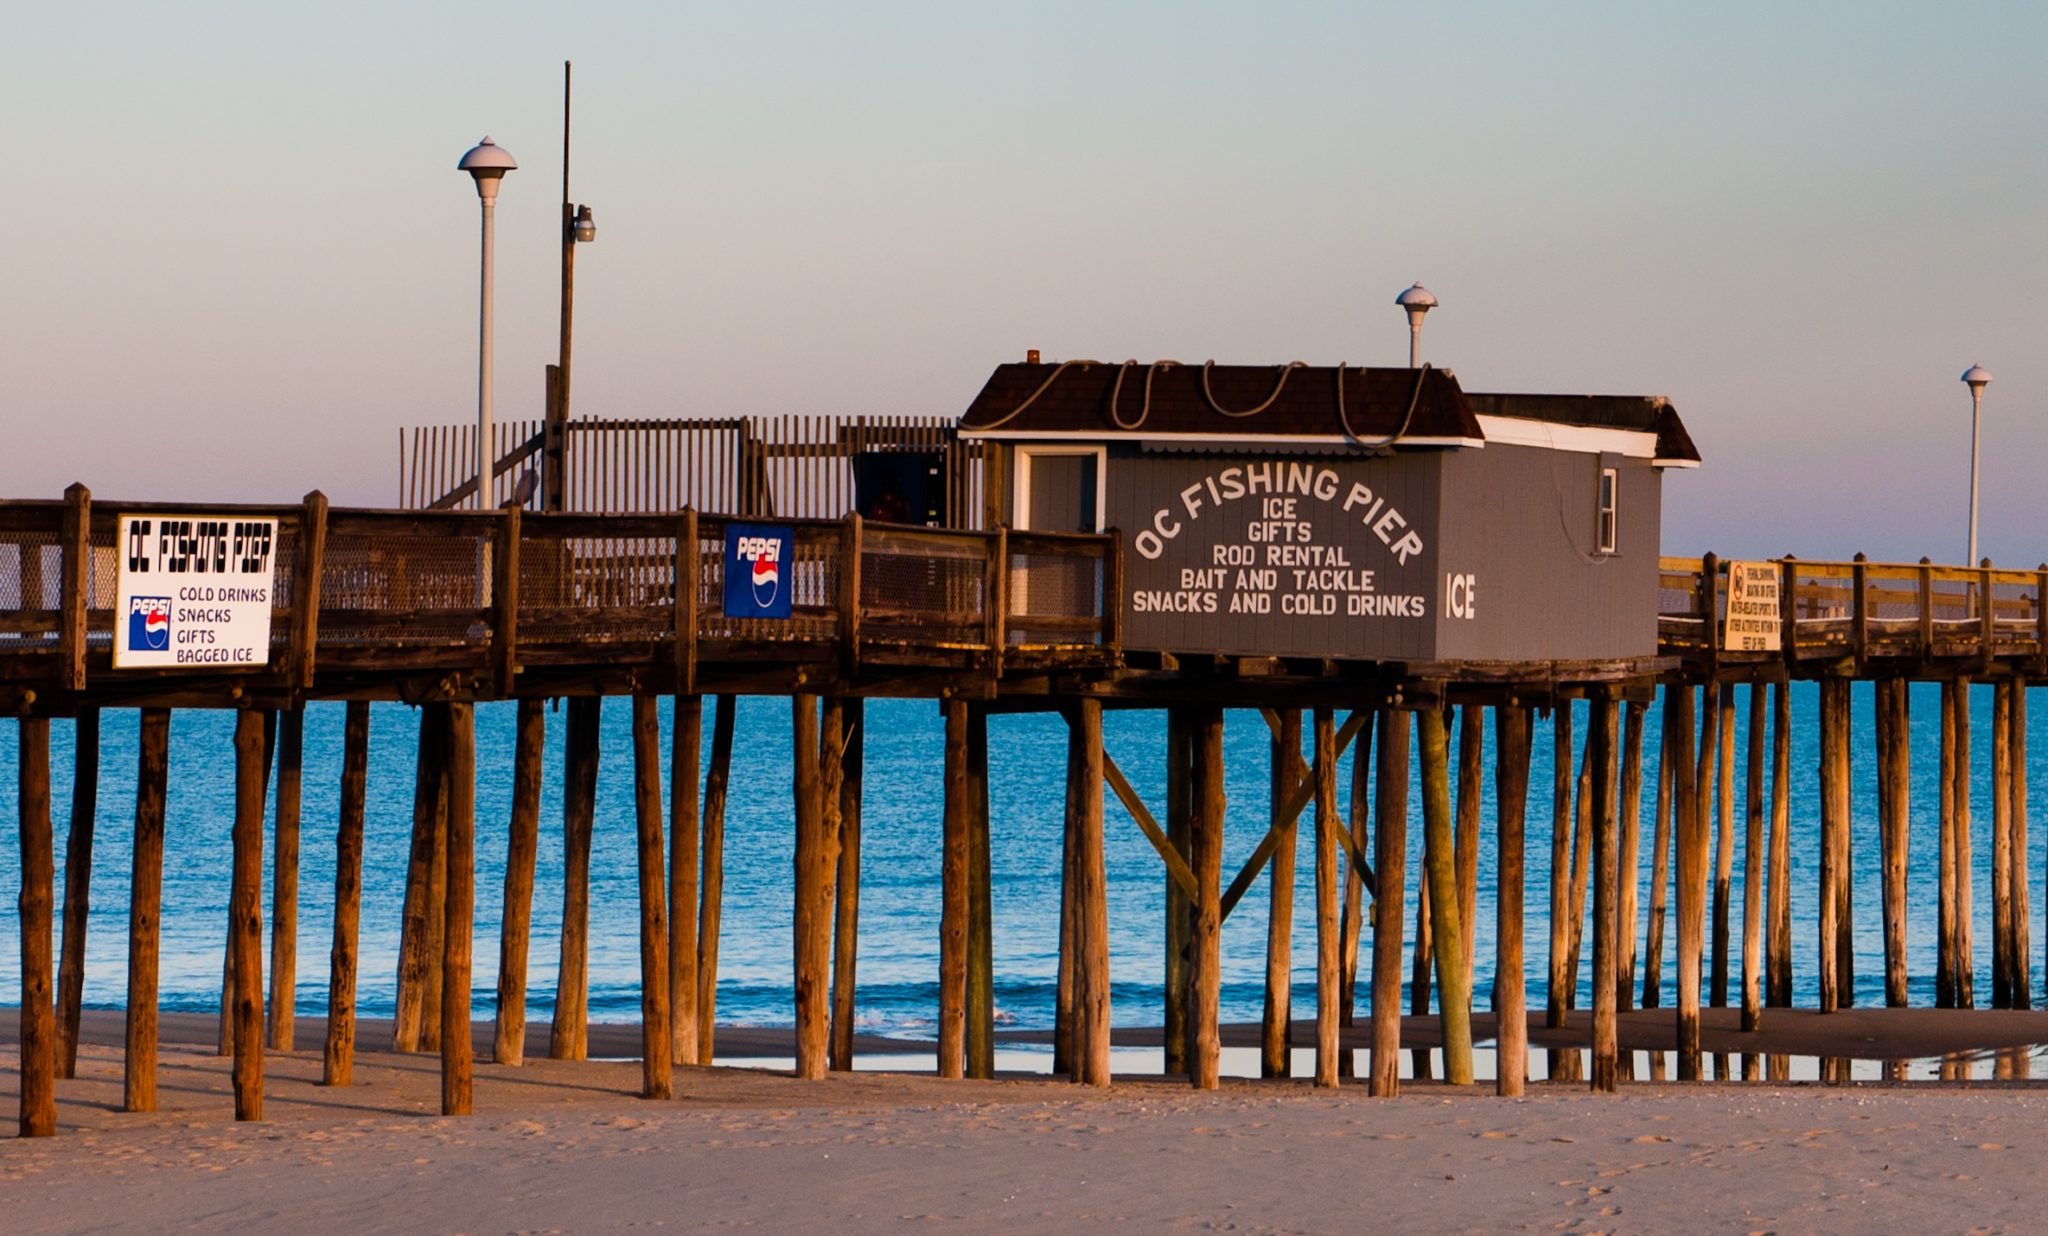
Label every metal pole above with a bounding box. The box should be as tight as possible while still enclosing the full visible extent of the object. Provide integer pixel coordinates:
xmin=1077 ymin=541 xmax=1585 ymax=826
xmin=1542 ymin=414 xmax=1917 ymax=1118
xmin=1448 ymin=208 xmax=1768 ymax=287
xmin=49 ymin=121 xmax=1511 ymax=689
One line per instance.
xmin=551 ymin=61 xmax=574 ymax=514
xmin=477 ymin=194 xmax=495 ymax=511
xmin=1408 ymin=318 xmax=1421 ymax=369
xmin=1968 ymin=384 xmax=1983 ymax=566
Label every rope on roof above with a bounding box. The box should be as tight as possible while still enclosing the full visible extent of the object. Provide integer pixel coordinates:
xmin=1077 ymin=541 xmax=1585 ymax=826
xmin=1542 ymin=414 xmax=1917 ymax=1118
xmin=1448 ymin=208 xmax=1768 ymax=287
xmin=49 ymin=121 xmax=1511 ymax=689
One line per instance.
xmin=1337 ymin=362 xmax=1431 ymax=454
xmin=1200 ymin=360 xmax=1306 ymax=418
xmin=970 ymin=359 xmax=1105 ymax=431
xmin=1108 ymin=359 xmax=1181 ymax=431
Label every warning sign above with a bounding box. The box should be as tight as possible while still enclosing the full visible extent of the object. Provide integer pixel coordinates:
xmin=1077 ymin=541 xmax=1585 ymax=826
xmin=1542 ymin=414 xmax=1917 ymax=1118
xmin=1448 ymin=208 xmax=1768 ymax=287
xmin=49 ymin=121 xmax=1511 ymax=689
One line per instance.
xmin=113 ymin=514 xmax=279 ymax=669
xmin=1723 ymin=560 xmax=1782 ymax=652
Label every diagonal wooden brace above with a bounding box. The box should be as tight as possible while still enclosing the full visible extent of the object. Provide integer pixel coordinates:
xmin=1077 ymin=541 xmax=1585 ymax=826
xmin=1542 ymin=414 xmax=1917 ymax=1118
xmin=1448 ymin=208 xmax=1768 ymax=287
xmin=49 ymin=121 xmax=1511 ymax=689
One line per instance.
xmin=1218 ymin=709 xmax=1375 ymax=924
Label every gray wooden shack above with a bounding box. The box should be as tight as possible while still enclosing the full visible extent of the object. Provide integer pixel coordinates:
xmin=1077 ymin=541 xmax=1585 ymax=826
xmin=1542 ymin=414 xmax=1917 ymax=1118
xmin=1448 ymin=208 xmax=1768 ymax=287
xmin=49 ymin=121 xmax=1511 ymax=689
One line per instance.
xmin=959 ymin=361 xmax=1699 ymax=666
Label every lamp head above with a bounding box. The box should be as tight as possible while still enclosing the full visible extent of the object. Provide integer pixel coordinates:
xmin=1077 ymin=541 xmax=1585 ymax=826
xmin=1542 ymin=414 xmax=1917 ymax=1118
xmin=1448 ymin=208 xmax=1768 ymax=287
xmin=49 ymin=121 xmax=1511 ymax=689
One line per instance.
xmin=458 ymin=136 xmax=517 ymax=204
xmin=1962 ymin=363 xmax=1993 ymax=393
xmin=1396 ymin=282 xmax=1437 ymax=334
xmin=572 ymin=204 xmax=596 ymax=243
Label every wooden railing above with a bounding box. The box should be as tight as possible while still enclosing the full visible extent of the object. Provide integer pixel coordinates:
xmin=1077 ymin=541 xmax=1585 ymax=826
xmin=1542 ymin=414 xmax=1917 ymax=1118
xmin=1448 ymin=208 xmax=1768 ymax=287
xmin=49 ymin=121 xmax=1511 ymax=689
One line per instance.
xmin=1659 ymin=554 xmax=2048 ymax=665
xmin=0 ymin=489 xmax=1117 ymax=698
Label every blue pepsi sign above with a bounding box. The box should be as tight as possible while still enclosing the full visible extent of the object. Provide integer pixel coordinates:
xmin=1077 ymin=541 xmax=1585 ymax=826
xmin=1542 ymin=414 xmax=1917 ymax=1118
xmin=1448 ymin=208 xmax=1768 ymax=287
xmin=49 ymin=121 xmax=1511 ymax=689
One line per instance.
xmin=724 ymin=523 xmax=794 ymax=619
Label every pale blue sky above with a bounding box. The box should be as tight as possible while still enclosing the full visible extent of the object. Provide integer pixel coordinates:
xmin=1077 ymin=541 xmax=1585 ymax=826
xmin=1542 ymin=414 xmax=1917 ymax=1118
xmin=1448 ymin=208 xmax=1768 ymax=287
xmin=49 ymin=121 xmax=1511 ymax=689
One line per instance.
xmin=6 ymin=1 xmax=2044 ymax=561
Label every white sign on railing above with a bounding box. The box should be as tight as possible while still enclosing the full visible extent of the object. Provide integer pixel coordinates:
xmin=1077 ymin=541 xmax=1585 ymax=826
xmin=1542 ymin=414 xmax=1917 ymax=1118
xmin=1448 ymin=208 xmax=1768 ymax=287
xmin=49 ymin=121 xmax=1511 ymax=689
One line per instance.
xmin=113 ymin=514 xmax=279 ymax=669
xmin=1723 ymin=560 xmax=1782 ymax=652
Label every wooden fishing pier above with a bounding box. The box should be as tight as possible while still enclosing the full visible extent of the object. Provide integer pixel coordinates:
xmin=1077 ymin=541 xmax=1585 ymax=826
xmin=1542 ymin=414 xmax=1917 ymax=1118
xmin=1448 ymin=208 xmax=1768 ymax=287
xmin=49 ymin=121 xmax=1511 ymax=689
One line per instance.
xmin=6 ymin=374 xmax=2045 ymax=1139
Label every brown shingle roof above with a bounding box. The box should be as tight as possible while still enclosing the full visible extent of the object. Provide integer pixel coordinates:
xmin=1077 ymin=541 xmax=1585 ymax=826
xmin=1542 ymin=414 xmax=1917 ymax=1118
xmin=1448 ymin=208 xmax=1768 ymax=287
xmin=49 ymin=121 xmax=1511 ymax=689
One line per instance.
xmin=958 ymin=362 xmax=1482 ymax=443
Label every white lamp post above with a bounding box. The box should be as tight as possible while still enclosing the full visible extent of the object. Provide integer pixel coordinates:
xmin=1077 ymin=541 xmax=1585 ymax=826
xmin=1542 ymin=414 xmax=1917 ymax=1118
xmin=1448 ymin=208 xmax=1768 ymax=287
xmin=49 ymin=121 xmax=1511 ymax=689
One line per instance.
xmin=1395 ymin=283 xmax=1438 ymax=368
xmin=458 ymin=136 xmax=517 ymax=509
xmin=1962 ymin=364 xmax=1993 ymax=565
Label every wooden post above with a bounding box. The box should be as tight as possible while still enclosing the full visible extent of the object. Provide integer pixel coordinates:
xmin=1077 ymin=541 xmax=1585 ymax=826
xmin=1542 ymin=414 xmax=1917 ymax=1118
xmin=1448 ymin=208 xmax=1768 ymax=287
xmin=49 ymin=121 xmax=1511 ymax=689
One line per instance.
xmin=2013 ymin=682 xmax=2031 ymax=1010
xmin=1370 ymin=707 xmax=1410 ymax=1098
xmin=1547 ymin=701 xmax=1573 ymax=1062
xmin=551 ymin=695 xmax=601 ymax=1059
xmin=394 ymin=705 xmax=448 ymax=1053
xmin=673 ymin=694 xmax=704 ymax=1067
xmin=1671 ymin=684 xmax=1702 ymax=1080
xmin=1768 ymin=681 xmax=1793 ymax=1008
xmin=422 ymin=709 xmax=449 ymax=1053
xmin=1743 ymin=683 xmax=1767 ymax=1030
xmin=58 ymin=483 xmax=89 ymax=691
xmin=1643 ymin=698 xmax=1674 ymax=1009
xmin=1420 ymin=707 xmax=1473 ymax=1085
xmin=1165 ymin=707 xmax=1193 ymax=1076
xmin=441 ymin=702 xmax=476 ymax=1117
xmin=939 ymin=699 xmax=969 ymax=1078
xmin=1055 ymin=716 xmax=1079 ymax=1078
xmin=56 ymin=706 xmax=99 ymax=1079
xmin=697 ymin=694 xmax=734 ymax=1064
xmin=18 ymin=716 xmax=57 ymax=1137
xmin=1496 ymin=705 xmax=1532 ymax=1097
xmin=1263 ymin=708 xmax=1302 ymax=1078
xmin=1189 ymin=706 xmax=1226 ymax=1091
xmin=1817 ymin=678 xmax=1846 ymax=1012
xmin=1617 ymin=700 xmax=1646 ymax=1013
xmin=1072 ymin=700 xmax=1111 ymax=1088
xmin=1411 ymin=867 xmax=1434 ymax=1082
xmin=267 ymin=706 xmax=305 ymax=1052
xmin=1993 ymin=678 xmax=2014 ymax=1008
xmin=493 ymin=698 xmax=545 ymax=1066
xmin=1590 ymin=693 xmax=1620 ymax=1093
xmin=965 ymin=703 xmax=995 ymax=1080
xmin=125 ymin=708 xmax=170 ymax=1112
xmin=1337 ymin=709 xmax=1375 ymax=1078
xmin=1312 ymin=707 xmax=1341 ymax=1087
xmin=1456 ymin=704 xmax=1483 ymax=987
xmin=1955 ymin=677 xmax=1976 ymax=1008
xmin=324 ymin=701 xmax=369 ymax=1086
xmin=1712 ymin=684 xmax=1735 ymax=1009
xmin=1878 ymin=679 xmax=1910 ymax=1008
xmin=1565 ymin=735 xmax=1594 ymax=1022
xmin=1938 ymin=678 xmax=1958 ymax=1009
xmin=632 ymin=694 xmax=674 ymax=1097
xmin=230 ymin=709 xmax=268 ymax=1121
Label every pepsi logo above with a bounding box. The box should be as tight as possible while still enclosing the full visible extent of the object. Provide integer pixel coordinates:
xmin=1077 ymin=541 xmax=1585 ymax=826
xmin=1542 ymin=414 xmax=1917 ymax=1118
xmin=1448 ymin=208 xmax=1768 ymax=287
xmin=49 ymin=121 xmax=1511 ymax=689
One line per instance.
xmin=128 ymin=596 xmax=171 ymax=651
xmin=735 ymin=535 xmax=783 ymax=609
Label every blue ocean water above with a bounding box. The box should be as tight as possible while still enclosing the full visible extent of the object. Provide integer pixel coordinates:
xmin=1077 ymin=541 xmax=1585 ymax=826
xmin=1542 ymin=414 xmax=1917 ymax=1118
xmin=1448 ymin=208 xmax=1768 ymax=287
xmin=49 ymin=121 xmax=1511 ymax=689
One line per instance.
xmin=0 ymin=682 xmax=2038 ymax=1034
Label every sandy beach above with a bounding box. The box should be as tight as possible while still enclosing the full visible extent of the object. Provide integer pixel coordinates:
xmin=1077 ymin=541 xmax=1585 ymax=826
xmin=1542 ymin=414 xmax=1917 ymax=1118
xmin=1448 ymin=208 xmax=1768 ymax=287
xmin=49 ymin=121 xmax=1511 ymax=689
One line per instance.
xmin=7 ymin=1010 xmax=2048 ymax=1232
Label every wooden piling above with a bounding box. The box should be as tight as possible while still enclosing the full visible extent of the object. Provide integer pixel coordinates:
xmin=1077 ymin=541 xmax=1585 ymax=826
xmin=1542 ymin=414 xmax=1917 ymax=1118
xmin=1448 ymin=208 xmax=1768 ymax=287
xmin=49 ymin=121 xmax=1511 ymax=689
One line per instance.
xmin=1337 ymin=709 xmax=1375 ymax=1078
xmin=56 ymin=707 xmax=98 ymax=1079
xmin=1420 ymin=707 xmax=1473 ymax=1085
xmin=1312 ymin=707 xmax=1340 ymax=1087
xmin=1370 ymin=707 xmax=1410 ymax=1098
xmin=1071 ymin=700 xmax=1110 ymax=1087
xmin=324 ymin=700 xmax=369 ymax=1087
xmin=697 ymin=694 xmax=734 ymax=1064
xmin=1955 ymin=677 xmax=1975 ymax=1008
xmin=423 ymin=711 xmax=449 ymax=1053
xmin=2012 ymin=683 xmax=2031 ymax=1010
xmin=1546 ymin=701 xmax=1574 ymax=1073
xmin=1712 ymin=684 xmax=1735 ymax=1009
xmin=394 ymin=704 xmax=447 ymax=1053
xmin=492 ymin=698 xmax=545 ymax=1066
xmin=1671 ymin=684 xmax=1702 ymax=1080
xmin=966 ymin=703 xmax=994 ymax=1080
xmin=939 ymin=699 xmax=969 ymax=1079
xmin=1817 ymin=677 xmax=1847 ymax=1012
xmin=1938 ymin=678 xmax=1958 ymax=1008
xmin=1768 ymin=681 xmax=1792 ymax=1008
xmin=1411 ymin=871 xmax=1434 ymax=1081
xmin=1263 ymin=709 xmax=1302 ymax=1079
xmin=829 ymin=697 xmax=863 ymax=1071
xmin=1590 ymin=693 xmax=1619 ymax=1093
xmin=1456 ymin=703 xmax=1483 ymax=988
xmin=125 ymin=708 xmax=170 ymax=1112
xmin=631 ymin=694 xmax=674 ymax=1097
xmin=1617 ymin=700 xmax=1646 ymax=1013
xmin=1190 ymin=706 xmax=1226 ymax=1091
xmin=1165 ymin=707 xmax=1193 ymax=1076
xmin=1056 ymin=716 xmax=1080 ymax=1078
xmin=221 ymin=711 xmax=278 ymax=1060
xmin=673 ymin=694 xmax=705 ymax=1067
xmin=1742 ymin=683 xmax=1766 ymax=1030
xmin=230 ymin=709 xmax=268 ymax=1121
xmin=17 ymin=716 xmax=57 ymax=1137
xmin=1565 ymin=735 xmax=1593 ymax=1022
xmin=1643 ymin=700 xmax=1674 ymax=1010
xmin=551 ymin=695 xmax=601 ymax=1060
xmin=1495 ymin=705 xmax=1532 ymax=1098
xmin=814 ymin=697 xmax=846 ymax=1075
xmin=1878 ymin=679 xmax=1910 ymax=1008
xmin=1993 ymin=678 xmax=2014 ymax=1008
xmin=267 ymin=706 xmax=304 ymax=1052
xmin=441 ymin=702 xmax=476 ymax=1117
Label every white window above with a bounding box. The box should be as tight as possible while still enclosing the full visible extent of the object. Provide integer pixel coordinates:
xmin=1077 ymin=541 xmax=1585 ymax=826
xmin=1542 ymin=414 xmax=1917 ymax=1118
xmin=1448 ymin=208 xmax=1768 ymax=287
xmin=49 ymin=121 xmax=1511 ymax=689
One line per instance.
xmin=1597 ymin=467 xmax=1619 ymax=555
